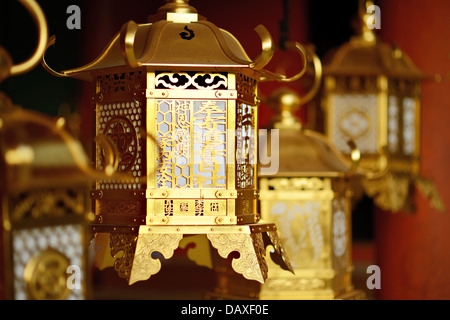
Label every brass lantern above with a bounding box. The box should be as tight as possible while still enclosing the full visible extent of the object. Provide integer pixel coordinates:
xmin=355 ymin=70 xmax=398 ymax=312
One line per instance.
xmin=320 ymin=0 xmax=443 ymax=212
xmin=0 ymin=0 xmax=91 ymax=300
xmin=43 ymin=0 xmax=312 ymax=285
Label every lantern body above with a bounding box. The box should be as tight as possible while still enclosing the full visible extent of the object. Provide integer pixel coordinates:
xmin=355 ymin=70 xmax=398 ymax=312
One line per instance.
xmin=91 ymin=69 xmax=260 ymax=226
xmin=322 ymin=65 xmax=421 ymax=178
xmin=0 ymin=108 xmax=91 ymax=300
xmin=259 ymin=176 xmax=358 ymax=299
xmin=60 ymin=3 xmax=296 ymax=286
xmin=92 ymin=70 xmax=258 ymax=225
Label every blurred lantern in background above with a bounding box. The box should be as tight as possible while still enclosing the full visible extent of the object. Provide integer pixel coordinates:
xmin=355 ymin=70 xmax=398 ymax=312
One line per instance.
xmin=0 ymin=0 xmax=91 ymax=300
xmin=320 ymin=0 xmax=444 ymax=213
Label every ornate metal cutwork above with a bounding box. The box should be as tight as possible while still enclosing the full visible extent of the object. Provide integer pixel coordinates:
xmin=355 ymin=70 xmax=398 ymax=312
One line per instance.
xmin=23 ymin=249 xmax=71 ymax=300
xmin=265 ymin=230 xmax=293 ymax=272
xmin=236 ymin=73 xmax=257 ymax=101
xmin=104 ymin=116 xmax=138 ymax=172
xmin=156 ymin=100 xmax=227 ymax=189
xmin=96 ymin=100 xmax=145 ymax=190
xmin=207 ymin=233 xmax=268 ymax=283
xmin=129 ymin=233 xmax=183 ymax=285
xmin=97 ymin=71 xmax=143 ymax=95
xmin=363 ymin=172 xmax=410 ymax=212
xmin=267 ymin=177 xmax=328 ymax=191
xmin=236 ymin=102 xmax=256 ymax=189
xmin=155 ymin=72 xmax=228 ymax=90
xmin=110 ymin=233 xmax=138 ymax=281
xmin=10 ymin=188 xmax=85 ymax=222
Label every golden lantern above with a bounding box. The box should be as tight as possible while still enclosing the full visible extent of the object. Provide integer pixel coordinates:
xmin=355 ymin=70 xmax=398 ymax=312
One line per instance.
xmin=0 ymin=0 xmax=92 ymax=300
xmin=320 ymin=0 xmax=443 ymax=213
xmin=43 ymin=0 xmax=313 ymax=285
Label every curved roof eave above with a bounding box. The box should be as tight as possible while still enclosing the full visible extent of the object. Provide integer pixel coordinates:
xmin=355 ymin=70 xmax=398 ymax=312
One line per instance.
xmin=62 ymin=20 xmax=257 ymax=81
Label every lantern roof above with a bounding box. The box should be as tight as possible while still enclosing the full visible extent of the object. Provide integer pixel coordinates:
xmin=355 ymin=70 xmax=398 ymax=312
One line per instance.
xmin=323 ymin=1 xmax=423 ymax=80
xmin=0 ymin=101 xmax=92 ymax=192
xmin=58 ymin=1 xmax=275 ymax=81
xmin=322 ymin=37 xmax=424 ymax=80
xmin=259 ymin=88 xmax=366 ymax=178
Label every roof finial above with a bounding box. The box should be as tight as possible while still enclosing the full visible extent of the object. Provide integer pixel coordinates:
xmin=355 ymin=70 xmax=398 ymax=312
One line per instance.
xmin=267 ymin=88 xmax=302 ymax=130
xmin=157 ymin=0 xmax=198 ymax=14
xmin=353 ymin=0 xmax=377 ymax=45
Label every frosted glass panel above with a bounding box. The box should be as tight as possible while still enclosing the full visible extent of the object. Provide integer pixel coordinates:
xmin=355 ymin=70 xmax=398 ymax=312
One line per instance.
xmin=330 ymin=93 xmax=378 ymax=153
xmin=403 ymin=97 xmax=416 ymax=155
xmin=388 ymin=95 xmax=399 ymax=153
xmin=156 ymin=100 xmax=227 ymax=188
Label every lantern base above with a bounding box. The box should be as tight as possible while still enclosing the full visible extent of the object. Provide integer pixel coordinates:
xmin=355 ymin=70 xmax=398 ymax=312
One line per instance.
xmin=203 ymin=259 xmax=366 ymax=300
xmin=205 ymin=289 xmax=366 ymax=300
xmin=127 ymin=223 xmax=293 ymax=285
xmin=205 ymin=285 xmax=366 ymax=300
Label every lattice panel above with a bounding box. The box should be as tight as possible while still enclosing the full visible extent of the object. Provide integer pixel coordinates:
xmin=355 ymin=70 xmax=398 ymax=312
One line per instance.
xmin=156 ymin=100 xmax=227 ymax=189
xmin=96 ymin=100 xmax=145 ymax=190
xmin=236 ymin=102 xmax=256 ymax=189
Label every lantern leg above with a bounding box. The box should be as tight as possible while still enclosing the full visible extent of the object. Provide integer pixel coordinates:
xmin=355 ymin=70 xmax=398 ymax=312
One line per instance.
xmin=128 ymin=233 xmax=183 ymax=285
xmin=207 ymin=225 xmax=294 ymax=284
xmin=92 ymin=233 xmax=116 ymax=271
xmin=263 ymin=230 xmax=294 ymax=273
xmin=207 ymin=232 xmax=267 ymax=284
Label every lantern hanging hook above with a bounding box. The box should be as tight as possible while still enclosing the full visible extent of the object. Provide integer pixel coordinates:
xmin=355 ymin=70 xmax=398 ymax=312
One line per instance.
xmin=343 ymin=141 xmax=390 ymax=179
xmin=8 ymin=0 xmax=48 ymax=77
xmin=257 ymin=40 xmax=308 ymax=83
xmin=364 ymin=145 xmax=390 ymax=180
xmin=41 ymin=36 xmax=68 ymax=78
xmin=345 ymin=140 xmax=361 ymax=177
xmin=252 ymin=25 xmax=276 ymax=70
xmin=120 ymin=20 xmax=142 ymax=69
xmin=297 ymin=45 xmax=323 ymax=107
